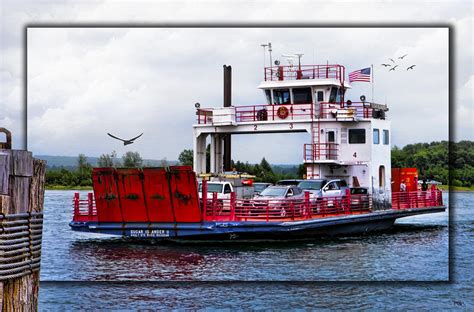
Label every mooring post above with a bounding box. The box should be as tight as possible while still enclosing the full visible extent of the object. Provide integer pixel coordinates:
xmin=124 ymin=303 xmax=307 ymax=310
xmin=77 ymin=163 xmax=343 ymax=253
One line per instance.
xmin=0 ymin=128 xmax=46 ymax=311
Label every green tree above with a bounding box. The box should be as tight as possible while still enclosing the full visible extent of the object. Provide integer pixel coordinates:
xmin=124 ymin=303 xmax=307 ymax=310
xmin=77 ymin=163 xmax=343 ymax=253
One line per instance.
xmin=77 ymin=154 xmax=91 ymax=175
xmin=122 ymin=151 xmax=143 ymax=167
xmin=260 ymin=158 xmax=273 ymax=173
xmin=178 ymin=149 xmax=194 ymax=166
xmin=98 ymin=151 xmax=117 ymax=167
xmin=297 ymin=164 xmax=306 ymax=178
xmin=77 ymin=154 xmax=92 ymax=186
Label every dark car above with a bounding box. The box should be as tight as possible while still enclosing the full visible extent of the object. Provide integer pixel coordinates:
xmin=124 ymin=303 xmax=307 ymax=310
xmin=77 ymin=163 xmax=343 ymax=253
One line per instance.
xmin=251 ymin=185 xmax=305 ymax=217
xmin=276 ymin=179 xmax=304 ymax=186
xmin=350 ymin=187 xmax=370 ymax=210
xmin=253 ymin=182 xmax=272 ymax=195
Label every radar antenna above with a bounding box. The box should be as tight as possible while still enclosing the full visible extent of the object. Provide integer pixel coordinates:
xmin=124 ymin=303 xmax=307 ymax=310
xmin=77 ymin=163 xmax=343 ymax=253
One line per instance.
xmin=282 ymin=53 xmax=304 ymax=70
xmin=282 ymin=54 xmax=297 ymax=66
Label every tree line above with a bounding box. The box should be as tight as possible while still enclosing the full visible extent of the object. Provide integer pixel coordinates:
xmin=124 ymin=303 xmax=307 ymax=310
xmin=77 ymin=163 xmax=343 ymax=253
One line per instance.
xmin=391 ymin=140 xmax=473 ymax=187
xmin=45 ymin=140 xmax=473 ymax=188
xmin=45 ymin=151 xmax=144 ymax=187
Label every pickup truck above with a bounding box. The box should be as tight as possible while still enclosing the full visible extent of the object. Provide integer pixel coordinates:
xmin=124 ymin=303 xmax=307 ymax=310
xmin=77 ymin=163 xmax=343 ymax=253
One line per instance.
xmin=297 ymin=179 xmax=349 ymax=199
xmin=198 ymin=181 xmax=254 ymax=200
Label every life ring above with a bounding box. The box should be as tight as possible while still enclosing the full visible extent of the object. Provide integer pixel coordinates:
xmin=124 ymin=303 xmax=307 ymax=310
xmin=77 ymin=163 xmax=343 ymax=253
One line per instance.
xmin=277 ymin=106 xmax=289 ymax=119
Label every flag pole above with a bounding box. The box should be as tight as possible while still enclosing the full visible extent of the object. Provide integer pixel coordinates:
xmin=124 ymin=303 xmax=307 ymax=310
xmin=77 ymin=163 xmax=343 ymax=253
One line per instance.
xmin=371 ymin=64 xmax=374 ymax=103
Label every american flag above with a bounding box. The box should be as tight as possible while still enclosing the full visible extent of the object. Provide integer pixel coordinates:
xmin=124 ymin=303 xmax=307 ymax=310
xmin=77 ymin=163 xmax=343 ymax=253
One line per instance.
xmin=349 ymin=67 xmax=371 ymax=83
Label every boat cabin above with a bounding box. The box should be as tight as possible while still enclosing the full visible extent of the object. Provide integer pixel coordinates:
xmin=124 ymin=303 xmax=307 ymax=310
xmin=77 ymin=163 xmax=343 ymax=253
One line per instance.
xmin=193 ymin=62 xmax=391 ymax=208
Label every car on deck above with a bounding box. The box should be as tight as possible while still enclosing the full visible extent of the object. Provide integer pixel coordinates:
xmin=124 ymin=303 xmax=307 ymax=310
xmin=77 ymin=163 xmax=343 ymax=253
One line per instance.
xmin=251 ymin=185 xmax=305 ymax=217
xmin=297 ymin=179 xmax=349 ymax=199
xmin=253 ymin=182 xmax=272 ymax=195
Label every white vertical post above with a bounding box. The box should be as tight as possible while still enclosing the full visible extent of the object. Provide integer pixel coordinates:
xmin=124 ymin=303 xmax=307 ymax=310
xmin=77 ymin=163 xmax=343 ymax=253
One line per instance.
xmin=210 ymin=134 xmax=216 ymax=174
xmin=371 ymin=64 xmax=374 ymax=103
xmin=193 ymin=132 xmax=199 ymax=172
xmin=193 ymin=133 xmax=207 ymax=174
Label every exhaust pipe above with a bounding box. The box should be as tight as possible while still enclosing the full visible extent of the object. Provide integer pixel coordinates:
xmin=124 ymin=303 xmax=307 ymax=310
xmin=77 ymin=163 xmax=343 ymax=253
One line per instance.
xmin=223 ymin=65 xmax=232 ymax=171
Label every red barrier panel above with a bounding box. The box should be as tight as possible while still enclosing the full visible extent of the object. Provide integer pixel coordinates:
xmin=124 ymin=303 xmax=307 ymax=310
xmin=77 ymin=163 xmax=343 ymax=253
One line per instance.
xmin=142 ymin=168 xmax=175 ymax=222
xmin=92 ymin=168 xmax=123 ymax=222
xmin=115 ymin=168 xmax=149 ymax=222
xmin=168 ymin=167 xmax=201 ymax=222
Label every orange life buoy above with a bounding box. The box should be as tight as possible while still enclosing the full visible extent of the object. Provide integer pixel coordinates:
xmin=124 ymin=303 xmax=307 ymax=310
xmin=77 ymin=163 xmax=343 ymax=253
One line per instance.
xmin=277 ymin=106 xmax=289 ymax=119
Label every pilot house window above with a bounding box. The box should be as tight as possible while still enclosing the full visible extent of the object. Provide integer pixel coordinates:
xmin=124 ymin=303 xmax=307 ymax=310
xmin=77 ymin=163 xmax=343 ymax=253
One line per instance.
xmin=265 ymin=90 xmax=271 ymax=104
xmin=292 ymin=88 xmax=312 ymax=104
xmin=329 ymin=87 xmax=343 ymax=103
xmin=273 ymin=89 xmax=291 ymax=105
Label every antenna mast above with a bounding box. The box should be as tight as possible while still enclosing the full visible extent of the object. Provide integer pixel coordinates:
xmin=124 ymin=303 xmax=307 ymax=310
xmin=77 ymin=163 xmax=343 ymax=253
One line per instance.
xmin=268 ymin=42 xmax=273 ymax=67
xmin=260 ymin=44 xmax=268 ymax=69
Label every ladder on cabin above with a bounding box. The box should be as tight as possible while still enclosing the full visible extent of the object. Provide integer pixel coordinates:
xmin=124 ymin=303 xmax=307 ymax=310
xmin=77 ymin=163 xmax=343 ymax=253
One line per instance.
xmin=306 ymin=105 xmax=321 ymax=179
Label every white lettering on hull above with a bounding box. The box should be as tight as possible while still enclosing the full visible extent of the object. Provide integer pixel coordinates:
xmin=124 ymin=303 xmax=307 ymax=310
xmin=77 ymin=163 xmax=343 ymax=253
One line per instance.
xmin=130 ymin=229 xmax=170 ymax=238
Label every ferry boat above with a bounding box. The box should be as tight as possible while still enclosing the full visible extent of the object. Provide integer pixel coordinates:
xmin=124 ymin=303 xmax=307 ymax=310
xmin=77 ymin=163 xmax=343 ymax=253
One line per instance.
xmin=69 ymin=51 xmax=445 ymax=241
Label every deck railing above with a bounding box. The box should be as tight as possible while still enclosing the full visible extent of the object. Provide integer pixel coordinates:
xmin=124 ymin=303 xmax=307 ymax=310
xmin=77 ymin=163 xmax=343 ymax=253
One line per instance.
xmin=264 ymin=64 xmax=345 ymax=82
xmin=72 ymin=190 xmax=443 ymax=223
xmin=319 ymin=102 xmax=378 ymax=119
xmin=304 ymin=143 xmax=339 ymax=161
xmin=72 ymin=193 xmax=98 ymax=222
xmin=196 ymin=101 xmax=385 ymax=125
xmin=391 ymin=190 xmax=443 ymax=210
xmin=234 ymin=103 xmax=314 ymax=122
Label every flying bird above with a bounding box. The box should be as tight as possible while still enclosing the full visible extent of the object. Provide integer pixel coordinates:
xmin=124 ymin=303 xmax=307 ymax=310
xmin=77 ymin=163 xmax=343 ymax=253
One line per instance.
xmin=398 ymin=54 xmax=408 ymax=59
xmin=389 ymin=65 xmax=399 ymax=71
xmin=381 ymin=63 xmax=391 ymax=67
xmin=407 ymin=65 xmax=416 ymax=70
xmin=107 ymin=132 xmax=143 ymax=145
xmin=389 ymin=58 xmax=395 ymax=63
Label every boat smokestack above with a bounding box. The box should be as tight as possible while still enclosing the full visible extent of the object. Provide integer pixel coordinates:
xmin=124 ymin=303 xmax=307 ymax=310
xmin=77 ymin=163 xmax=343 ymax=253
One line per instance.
xmin=223 ymin=65 xmax=232 ymax=171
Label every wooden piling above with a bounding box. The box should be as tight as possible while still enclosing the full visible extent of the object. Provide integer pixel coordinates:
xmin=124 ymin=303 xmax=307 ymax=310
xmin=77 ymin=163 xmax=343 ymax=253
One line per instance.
xmin=0 ymin=129 xmax=45 ymax=311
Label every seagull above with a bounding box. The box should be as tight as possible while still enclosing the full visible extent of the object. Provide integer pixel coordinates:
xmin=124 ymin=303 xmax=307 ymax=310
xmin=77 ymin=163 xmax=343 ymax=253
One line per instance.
xmin=107 ymin=132 xmax=143 ymax=145
xmin=398 ymin=54 xmax=408 ymax=59
xmin=407 ymin=65 xmax=416 ymax=70
xmin=381 ymin=63 xmax=391 ymax=67
xmin=389 ymin=58 xmax=395 ymax=63
xmin=389 ymin=65 xmax=399 ymax=71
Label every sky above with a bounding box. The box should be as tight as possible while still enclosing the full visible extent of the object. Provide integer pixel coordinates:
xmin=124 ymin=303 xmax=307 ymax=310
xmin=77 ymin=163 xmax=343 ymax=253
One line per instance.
xmin=1 ymin=0 xmax=473 ymax=164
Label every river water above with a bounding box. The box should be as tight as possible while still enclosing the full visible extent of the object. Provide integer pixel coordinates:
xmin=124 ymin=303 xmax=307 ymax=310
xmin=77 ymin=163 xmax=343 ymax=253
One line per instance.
xmin=38 ymin=191 xmax=473 ymax=310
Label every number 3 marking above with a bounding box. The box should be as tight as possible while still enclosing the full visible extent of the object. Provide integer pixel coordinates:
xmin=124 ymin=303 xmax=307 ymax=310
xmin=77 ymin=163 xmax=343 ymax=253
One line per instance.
xmin=289 ymin=123 xmax=293 ymax=129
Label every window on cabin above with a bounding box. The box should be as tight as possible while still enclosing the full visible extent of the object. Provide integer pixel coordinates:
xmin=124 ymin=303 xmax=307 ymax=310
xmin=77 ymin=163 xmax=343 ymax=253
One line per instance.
xmin=317 ymin=91 xmax=324 ymax=102
xmin=373 ymin=129 xmax=380 ymax=144
xmin=273 ymin=89 xmax=291 ymax=105
xmin=329 ymin=87 xmax=337 ymax=103
xmin=265 ymin=90 xmax=271 ymax=104
xmin=383 ymin=130 xmax=389 ymax=145
xmin=349 ymin=129 xmax=366 ymax=144
xmin=292 ymin=88 xmax=312 ymax=104
xmin=335 ymin=88 xmax=343 ymax=103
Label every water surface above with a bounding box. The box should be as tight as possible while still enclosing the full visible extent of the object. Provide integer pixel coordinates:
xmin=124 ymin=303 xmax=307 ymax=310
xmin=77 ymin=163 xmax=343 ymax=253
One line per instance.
xmin=38 ymin=191 xmax=474 ymax=309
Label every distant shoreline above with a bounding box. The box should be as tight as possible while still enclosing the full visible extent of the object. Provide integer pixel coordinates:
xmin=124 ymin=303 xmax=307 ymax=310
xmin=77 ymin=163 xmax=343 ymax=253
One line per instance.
xmin=46 ymin=185 xmax=473 ymax=192
xmin=46 ymin=185 xmax=92 ymax=191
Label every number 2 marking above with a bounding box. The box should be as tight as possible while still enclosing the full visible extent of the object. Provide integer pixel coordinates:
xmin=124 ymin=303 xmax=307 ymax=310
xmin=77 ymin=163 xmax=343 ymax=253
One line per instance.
xmin=254 ymin=124 xmax=258 ymax=130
